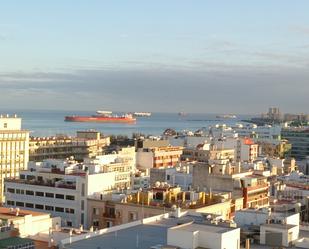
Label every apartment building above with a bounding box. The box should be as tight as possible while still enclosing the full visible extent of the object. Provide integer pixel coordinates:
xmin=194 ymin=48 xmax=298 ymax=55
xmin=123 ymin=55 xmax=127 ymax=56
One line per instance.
xmin=4 ymin=158 xmax=116 ymax=228
xmin=241 ymin=175 xmax=269 ymax=209
xmin=84 ymin=146 xmax=136 ymax=189
xmin=136 ymin=146 xmax=183 ymax=169
xmin=29 ymin=130 xmax=110 ymax=161
xmin=193 ymin=163 xmax=269 ymax=209
xmin=0 ymin=115 xmax=29 ymax=203
xmin=182 ymin=143 xmax=235 ymax=164
xmin=149 ymin=164 xmax=192 ymax=190
xmin=281 ymin=127 xmax=309 ymax=160
xmin=87 ymin=185 xmax=242 ymax=230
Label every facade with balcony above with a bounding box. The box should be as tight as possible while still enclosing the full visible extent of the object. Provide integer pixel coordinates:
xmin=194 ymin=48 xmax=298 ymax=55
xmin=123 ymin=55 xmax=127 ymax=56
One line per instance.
xmin=4 ymin=158 xmax=116 ymax=228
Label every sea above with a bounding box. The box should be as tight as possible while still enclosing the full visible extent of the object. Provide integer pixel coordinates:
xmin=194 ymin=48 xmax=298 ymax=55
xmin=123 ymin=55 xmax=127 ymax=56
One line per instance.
xmin=0 ymin=109 xmax=254 ymax=137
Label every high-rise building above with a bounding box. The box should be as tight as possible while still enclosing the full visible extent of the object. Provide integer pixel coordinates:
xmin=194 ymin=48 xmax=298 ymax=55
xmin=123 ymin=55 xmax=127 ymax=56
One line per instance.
xmin=0 ymin=114 xmax=29 ymax=203
xmin=281 ymin=127 xmax=309 ymax=160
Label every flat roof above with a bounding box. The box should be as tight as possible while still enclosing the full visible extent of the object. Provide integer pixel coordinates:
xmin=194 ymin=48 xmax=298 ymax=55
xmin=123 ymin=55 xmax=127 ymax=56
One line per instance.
xmin=261 ymin=223 xmax=296 ymax=230
xmin=65 ymin=215 xmax=235 ymax=249
xmin=170 ymin=222 xmax=237 ymax=234
xmin=0 ymin=207 xmax=48 ymax=218
xmin=65 ymin=223 xmax=168 ymax=249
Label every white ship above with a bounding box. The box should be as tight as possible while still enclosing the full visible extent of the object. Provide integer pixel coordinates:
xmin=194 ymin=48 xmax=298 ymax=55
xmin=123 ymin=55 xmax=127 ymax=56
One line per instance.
xmin=133 ymin=112 xmax=152 ymax=117
xmin=216 ymin=114 xmax=237 ymax=119
xmin=96 ymin=110 xmax=113 ymax=115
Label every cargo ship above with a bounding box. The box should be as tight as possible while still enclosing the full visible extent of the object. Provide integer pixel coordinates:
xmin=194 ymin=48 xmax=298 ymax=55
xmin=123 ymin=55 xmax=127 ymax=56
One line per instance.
xmin=64 ymin=113 xmax=136 ymax=123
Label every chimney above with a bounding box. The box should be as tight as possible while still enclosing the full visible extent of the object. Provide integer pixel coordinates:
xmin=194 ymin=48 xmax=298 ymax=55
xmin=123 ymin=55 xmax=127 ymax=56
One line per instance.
xmin=182 ymin=192 xmax=186 ymax=203
xmin=136 ymin=191 xmax=140 ymax=204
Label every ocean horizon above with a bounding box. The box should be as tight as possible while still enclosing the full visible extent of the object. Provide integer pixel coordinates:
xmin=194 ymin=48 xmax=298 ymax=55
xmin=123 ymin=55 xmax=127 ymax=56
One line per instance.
xmin=0 ymin=109 xmax=255 ymax=137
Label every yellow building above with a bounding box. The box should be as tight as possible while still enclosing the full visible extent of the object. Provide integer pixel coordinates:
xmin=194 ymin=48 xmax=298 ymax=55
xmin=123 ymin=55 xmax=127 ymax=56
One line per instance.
xmin=87 ymin=187 xmax=240 ymax=229
xmin=0 ymin=115 xmax=29 ymax=203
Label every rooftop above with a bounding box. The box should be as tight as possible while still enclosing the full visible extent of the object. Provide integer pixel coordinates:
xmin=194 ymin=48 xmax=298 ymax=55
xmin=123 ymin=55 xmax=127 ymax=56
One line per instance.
xmin=261 ymin=223 xmax=296 ymax=230
xmin=65 ymin=222 xmax=168 ymax=249
xmin=170 ymin=222 xmax=236 ymax=234
xmin=60 ymin=214 xmax=192 ymax=248
xmin=0 ymin=207 xmax=48 ymax=219
xmin=0 ymin=237 xmax=33 ymax=249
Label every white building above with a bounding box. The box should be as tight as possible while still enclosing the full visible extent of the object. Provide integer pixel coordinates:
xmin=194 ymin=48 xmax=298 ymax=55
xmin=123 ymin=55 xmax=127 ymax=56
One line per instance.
xmin=214 ymin=137 xmax=258 ymax=163
xmin=235 ymin=124 xmax=282 ymax=144
xmin=167 ymin=135 xmax=210 ymax=148
xmin=150 ymin=164 xmax=192 ymax=190
xmin=234 ymin=208 xmax=300 ymax=227
xmin=0 ymin=206 xmax=61 ymax=238
xmin=167 ymin=222 xmax=240 ymax=249
xmin=84 ymin=147 xmax=136 ymax=189
xmin=0 ymin=114 xmax=29 ymax=203
xmin=131 ymin=171 xmax=150 ymax=190
xmin=4 ymin=158 xmax=116 ymax=228
xmin=260 ymin=223 xmax=299 ymax=247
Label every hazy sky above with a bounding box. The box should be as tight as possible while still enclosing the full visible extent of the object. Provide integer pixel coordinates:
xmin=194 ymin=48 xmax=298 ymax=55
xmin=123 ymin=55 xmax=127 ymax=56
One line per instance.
xmin=1 ymin=1 xmax=309 ymax=113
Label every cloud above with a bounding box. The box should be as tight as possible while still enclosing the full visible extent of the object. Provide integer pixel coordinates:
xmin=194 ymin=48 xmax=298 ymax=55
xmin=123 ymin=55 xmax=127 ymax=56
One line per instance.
xmin=0 ymin=33 xmax=7 ymax=40
xmin=0 ymin=64 xmax=309 ymax=114
xmin=291 ymin=25 xmax=309 ymax=35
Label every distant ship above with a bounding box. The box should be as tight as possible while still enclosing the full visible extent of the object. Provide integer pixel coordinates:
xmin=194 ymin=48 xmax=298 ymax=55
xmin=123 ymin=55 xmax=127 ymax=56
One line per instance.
xmin=65 ymin=112 xmax=136 ymax=123
xmin=96 ymin=110 xmax=112 ymax=115
xmin=178 ymin=112 xmax=187 ymax=116
xmin=216 ymin=114 xmax=237 ymax=119
xmin=133 ymin=112 xmax=152 ymax=117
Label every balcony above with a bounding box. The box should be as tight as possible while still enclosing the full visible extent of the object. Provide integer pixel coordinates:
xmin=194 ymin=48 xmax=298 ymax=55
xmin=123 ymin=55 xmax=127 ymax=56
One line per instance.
xmin=5 ymin=178 xmax=76 ymax=190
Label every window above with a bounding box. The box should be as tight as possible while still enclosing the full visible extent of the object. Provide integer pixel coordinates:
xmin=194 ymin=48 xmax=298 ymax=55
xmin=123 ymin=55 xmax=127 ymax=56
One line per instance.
xmin=7 ymin=188 xmax=15 ymax=193
xmin=65 ymin=208 xmax=75 ymax=214
xmin=81 ymin=213 xmax=84 ymax=225
xmin=93 ymin=220 xmax=99 ymax=227
xmin=81 ymin=183 xmax=85 ymax=197
xmin=20 ymin=174 xmax=25 ymax=180
xmin=45 ymin=206 xmax=54 ymax=211
xmin=25 ymin=203 xmax=34 ymax=208
xmin=45 ymin=192 xmax=54 ymax=198
xmin=36 ymin=191 xmax=44 ymax=197
xmin=55 ymin=207 xmax=64 ymax=212
xmin=6 ymin=200 xmax=14 ymax=205
xmin=35 ymin=204 xmax=44 ymax=210
xmin=26 ymin=190 xmax=34 ymax=196
xmin=55 ymin=194 xmax=64 ymax=199
xmin=3 ymin=123 xmax=7 ymax=128
xmin=93 ymin=208 xmax=99 ymax=215
xmin=16 ymin=202 xmax=24 ymax=207
xmin=129 ymin=212 xmax=138 ymax=221
xmin=26 ymin=175 xmax=35 ymax=180
xmin=67 ymin=221 xmax=73 ymax=227
xmin=81 ymin=200 xmax=84 ymax=210
xmin=66 ymin=195 xmax=75 ymax=201
xmin=16 ymin=189 xmax=24 ymax=194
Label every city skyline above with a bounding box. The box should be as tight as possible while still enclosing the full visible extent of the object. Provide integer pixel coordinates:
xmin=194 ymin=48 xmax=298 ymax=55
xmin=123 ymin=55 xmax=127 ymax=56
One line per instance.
xmin=1 ymin=1 xmax=309 ymax=113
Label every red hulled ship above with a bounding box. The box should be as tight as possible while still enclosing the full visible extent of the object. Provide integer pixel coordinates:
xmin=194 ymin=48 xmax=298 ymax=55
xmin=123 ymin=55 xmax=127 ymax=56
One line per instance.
xmin=64 ymin=112 xmax=136 ymax=123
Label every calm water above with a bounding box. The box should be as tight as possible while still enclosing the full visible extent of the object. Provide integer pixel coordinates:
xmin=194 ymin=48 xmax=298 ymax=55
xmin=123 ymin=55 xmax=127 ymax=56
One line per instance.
xmin=0 ymin=109 xmax=253 ymax=137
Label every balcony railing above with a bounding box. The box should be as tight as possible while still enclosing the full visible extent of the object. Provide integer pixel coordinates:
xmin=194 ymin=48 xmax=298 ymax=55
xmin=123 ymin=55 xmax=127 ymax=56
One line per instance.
xmin=5 ymin=178 xmax=76 ymax=190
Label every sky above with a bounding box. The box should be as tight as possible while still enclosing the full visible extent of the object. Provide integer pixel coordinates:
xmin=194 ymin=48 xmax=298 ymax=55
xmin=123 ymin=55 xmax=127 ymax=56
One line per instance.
xmin=0 ymin=1 xmax=309 ymax=114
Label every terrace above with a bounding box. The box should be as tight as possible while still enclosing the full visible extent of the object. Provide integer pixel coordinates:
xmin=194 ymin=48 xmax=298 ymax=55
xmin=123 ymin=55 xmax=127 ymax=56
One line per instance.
xmin=5 ymin=178 xmax=77 ymax=190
